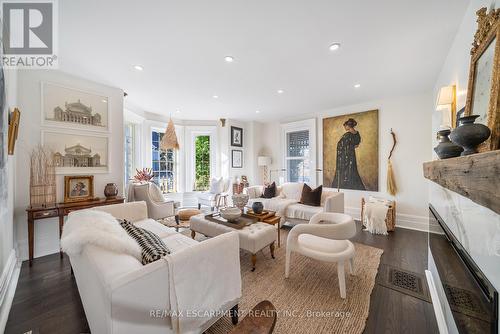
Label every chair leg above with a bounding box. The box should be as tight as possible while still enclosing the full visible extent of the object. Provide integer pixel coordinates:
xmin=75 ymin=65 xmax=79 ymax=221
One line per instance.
xmin=349 ymin=258 xmax=354 ymax=275
xmin=230 ymin=304 xmax=239 ymax=325
xmin=285 ymin=249 xmax=291 ymax=278
xmin=337 ymin=261 xmax=346 ymax=299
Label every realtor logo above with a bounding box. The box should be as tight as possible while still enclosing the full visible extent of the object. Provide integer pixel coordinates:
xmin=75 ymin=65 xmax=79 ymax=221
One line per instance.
xmin=1 ymin=0 xmax=58 ymax=68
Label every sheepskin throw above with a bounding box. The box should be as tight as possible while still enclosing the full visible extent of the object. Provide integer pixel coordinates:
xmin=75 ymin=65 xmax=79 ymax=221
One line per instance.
xmin=119 ymin=219 xmax=171 ymax=264
xmin=61 ymin=210 xmax=141 ymax=260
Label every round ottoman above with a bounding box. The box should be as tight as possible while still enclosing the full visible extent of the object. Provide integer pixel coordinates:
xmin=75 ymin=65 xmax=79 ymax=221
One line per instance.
xmin=178 ymin=208 xmax=202 ymax=222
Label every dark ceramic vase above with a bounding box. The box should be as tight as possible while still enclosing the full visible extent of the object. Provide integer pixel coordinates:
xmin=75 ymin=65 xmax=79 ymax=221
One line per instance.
xmin=252 ymin=201 xmax=264 ymax=214
xmin=434 ymin=129 xmax=463 ymax=159
xmin=450 ymin=115 xmax=491 ymax=156
xmin=104 ymin=183 xmax=118 ymax=199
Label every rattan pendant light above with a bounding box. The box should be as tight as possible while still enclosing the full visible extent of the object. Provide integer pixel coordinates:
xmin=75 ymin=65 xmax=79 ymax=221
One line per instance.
xmin=160 ymin=118 xmax=179 ymax=150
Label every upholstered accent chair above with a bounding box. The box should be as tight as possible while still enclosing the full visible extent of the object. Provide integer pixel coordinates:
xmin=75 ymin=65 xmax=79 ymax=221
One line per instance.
xmin=285 ymin=212 xmax=356 ymax=299
xmin=128 ymin=182 xmax=178 ymax=220
xmin=197 ymin=178 xmax=231 ymax=211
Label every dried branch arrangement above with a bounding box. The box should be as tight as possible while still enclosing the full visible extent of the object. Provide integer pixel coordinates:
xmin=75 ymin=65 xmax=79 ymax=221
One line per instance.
xmin=30 ymin=146 xmax=56 ymax=207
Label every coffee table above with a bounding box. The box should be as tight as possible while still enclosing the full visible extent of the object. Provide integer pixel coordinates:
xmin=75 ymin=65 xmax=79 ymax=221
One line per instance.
xmin=190 ymin=214 xmax=276 ymax=271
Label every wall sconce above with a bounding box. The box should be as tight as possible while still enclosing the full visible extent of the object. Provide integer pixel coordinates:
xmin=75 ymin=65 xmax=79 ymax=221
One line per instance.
xmin=436 ymin=85 xmax=456 ymax=129
xmin=220 ymin=118 xmax=226 ymax=127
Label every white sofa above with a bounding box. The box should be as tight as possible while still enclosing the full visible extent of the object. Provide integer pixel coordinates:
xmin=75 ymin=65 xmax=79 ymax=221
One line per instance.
xmin=244 ymin=182 xmax=344 ymax=225
xmin=65 ymin=201 xmax=241 ymax=334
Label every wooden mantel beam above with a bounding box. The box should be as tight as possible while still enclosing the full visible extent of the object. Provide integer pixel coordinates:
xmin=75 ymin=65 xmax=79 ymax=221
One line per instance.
xmin=423 ymin=150 xmax=500 ymax=215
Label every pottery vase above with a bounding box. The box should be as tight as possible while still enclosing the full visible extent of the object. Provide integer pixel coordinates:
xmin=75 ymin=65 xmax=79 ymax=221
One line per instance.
xmin=252 ymin=201 xmax=264 ymax=214
xmin=232 ymin=193 xmax=249 ymax=210
xmin=434 ymin=129 xmax=463 ymax=159
xmin=104 ymin=183 xmax=118 ymax=199
xmin=450 ymin=115 xmax=491 ymax=156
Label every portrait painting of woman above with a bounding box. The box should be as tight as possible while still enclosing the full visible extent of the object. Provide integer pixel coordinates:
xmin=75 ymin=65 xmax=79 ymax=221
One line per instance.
xmin=331 ymin=118 xmax=366 ymax=190
xmin=323 ymin=110 xmax=378 ymax=191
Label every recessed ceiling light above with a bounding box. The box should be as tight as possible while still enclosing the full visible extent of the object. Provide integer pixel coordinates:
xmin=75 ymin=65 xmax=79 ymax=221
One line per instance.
xmin=255 ymin=110 xmax=261 ymax=114
xmin=354 ymin=83 xmax=361 ymax=88
xmin=224 ymin=56 xmax=234 ymax=62
xmin=101 ymin=99 xmax=107 ymax=103
xmin=133 ymin=65 xmax=144 ymax=71
xmin=277 ymin=89 xmax=284 ymax=94
xmin=329 ymin=43 xmax=341 ymax=51
xmin=176 ymin=109 xmax=180 ymax=113
xmin=213 ymin=95 xmax=219 ymax=99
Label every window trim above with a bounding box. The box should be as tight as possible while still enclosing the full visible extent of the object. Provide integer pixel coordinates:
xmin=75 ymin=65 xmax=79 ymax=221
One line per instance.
xmin=151 ymin=127 xmax=179 ymax=193
xmin=280 ymin=119 xmax=317 ymax=186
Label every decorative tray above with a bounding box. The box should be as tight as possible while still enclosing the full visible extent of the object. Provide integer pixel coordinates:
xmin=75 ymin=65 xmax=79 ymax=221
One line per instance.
xmin=205 ymin=213 xmax=259 ymax=230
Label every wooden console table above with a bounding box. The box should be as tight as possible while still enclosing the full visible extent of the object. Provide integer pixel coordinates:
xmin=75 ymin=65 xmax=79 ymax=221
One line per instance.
xmin=26 ymin=197 xmax=124 ymax=266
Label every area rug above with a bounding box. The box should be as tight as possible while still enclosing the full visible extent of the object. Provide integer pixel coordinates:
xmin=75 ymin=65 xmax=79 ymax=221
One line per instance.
xmin=199 ymin=229 xmax=383 ymax=334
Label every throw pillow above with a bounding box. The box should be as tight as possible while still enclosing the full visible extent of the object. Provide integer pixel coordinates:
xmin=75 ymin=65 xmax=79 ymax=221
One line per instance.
xmin=149 ymin=182 xmax=166 ymax=203
xmin=209 ymin=177 xmax=223 ymax=194
xmin=300 ymin=184 xmax=323 ymax=206
xmin=118 ymin=219 xmax=171 ymax=265
xmin=261 ymin=182 xmax=277 ymax=198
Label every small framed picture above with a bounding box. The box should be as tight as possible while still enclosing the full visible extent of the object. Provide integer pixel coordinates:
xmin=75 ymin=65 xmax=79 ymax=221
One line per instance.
xmin=231 ymin=126 xmax=243 ymax=147
xmin=64 ymin=175 xmax=94 ymax=203
xmin=232 ymin=150 xmax=243 ymax=168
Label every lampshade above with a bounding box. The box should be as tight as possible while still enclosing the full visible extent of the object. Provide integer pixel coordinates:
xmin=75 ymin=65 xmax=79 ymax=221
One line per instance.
xmin=436 ymin=85 xmax=455 ymax=107
xmin=160 ymin=119 xmax=179 ymax=150
xmin=258 ymin=156 xmax=271 ymax=166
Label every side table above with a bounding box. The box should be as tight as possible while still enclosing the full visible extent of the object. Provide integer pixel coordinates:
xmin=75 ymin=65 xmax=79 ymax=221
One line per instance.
xmin=26 ymin=197 xmax=125 ymax=266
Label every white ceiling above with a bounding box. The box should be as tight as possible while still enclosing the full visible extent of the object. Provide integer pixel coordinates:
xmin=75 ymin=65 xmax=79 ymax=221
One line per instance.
xmin=59 ymin=0 xmax=469 ymax=121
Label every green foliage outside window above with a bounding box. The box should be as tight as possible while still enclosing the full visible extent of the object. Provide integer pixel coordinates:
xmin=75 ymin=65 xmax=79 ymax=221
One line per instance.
xmin=195 ymin=136 xmax=210 ymax=191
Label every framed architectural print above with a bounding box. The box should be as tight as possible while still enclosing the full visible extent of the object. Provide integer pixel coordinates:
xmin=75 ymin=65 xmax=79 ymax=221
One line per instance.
xmin=232 ymin=149 xmax=243 ymax=168
xmin=231 ymin=126 xmax=243 ymax=147
xmin=464 ymin=7 xmax=500 ymax=151
xmin=41 ymin=82 xmax=110 ymax=132
xmin=42 ymin=130 xmax=109 ymax=174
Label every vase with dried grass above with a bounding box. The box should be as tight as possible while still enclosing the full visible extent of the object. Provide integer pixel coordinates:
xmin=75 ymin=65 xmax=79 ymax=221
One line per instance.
xmin=30 ymin=146 xmax=56 ymax=208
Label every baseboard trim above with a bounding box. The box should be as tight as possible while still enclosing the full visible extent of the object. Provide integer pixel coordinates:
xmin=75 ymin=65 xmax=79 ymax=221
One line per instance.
xmin=345 ymin=206 xmax=438 ymax=233
xmin=0 ymin=250 xmax=20 ymax=333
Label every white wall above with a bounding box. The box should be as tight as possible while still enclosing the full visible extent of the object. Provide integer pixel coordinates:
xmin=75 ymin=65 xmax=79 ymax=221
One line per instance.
xmin=0 ymin=69 xmax=21 ymax=332
xmin=430 ymin=1 xmax=500 ymax=331
xmin=257 ymin=92 xmax=433 ymax=230
xmin=14 ymin=70 xmax=124 ymax=261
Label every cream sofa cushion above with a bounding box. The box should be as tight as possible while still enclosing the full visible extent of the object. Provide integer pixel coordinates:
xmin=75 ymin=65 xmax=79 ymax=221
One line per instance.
xmin=280 ymin=182 xmax=304 ymax=201
xmin=286 ymin=203 xmax=323 ymax=220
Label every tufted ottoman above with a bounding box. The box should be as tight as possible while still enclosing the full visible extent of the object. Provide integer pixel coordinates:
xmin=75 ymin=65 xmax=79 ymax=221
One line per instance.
xmin=190 ymin=214 xmax=276 ymax=271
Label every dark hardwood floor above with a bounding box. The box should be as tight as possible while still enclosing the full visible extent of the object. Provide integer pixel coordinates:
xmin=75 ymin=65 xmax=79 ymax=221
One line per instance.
xmin=5 ymin=223 xmax=438 ymax=334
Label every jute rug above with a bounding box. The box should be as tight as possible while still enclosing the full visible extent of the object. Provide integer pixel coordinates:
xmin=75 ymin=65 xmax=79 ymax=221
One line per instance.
xmin=199 ymin=229 xmax=383 ymax=334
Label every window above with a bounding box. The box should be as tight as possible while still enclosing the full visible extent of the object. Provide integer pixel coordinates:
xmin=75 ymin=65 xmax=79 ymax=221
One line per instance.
xmin=285 ymin=130 xmax=311 ymax=183
xmin=124 ymin=122 xmax=136 ymax=184
xmin=194 ymin=135 xmax=210 ymax=191
xmin=152 ymin=130 xmax=177 ymax=192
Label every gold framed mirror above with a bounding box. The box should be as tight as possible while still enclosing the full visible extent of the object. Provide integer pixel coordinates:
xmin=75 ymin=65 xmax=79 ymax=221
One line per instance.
xmin=465 ymin=7 xmax=500 ymax=151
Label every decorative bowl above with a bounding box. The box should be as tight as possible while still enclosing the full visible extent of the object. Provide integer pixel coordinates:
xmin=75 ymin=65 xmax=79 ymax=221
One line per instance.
xmin=220 ymin=207 xmax=242 ymax=222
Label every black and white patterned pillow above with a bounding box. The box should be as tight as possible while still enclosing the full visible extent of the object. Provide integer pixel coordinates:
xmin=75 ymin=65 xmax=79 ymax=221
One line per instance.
xmin=118 ymin=219 xmax=171 ymax=265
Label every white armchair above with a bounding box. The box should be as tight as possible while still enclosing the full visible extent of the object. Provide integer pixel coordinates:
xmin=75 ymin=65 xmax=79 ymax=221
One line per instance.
xmin=285 ymin=212 xmax=356 ymax=299
xmin=128 ymin=182 xmax=177 ymax=220
xmin=197 ymin=178 xmax=231 ymax=211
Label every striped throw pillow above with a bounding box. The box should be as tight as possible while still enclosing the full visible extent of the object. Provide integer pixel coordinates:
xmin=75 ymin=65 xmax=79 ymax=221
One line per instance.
xmin=118 ymin=219 xmax=171 ymax=264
